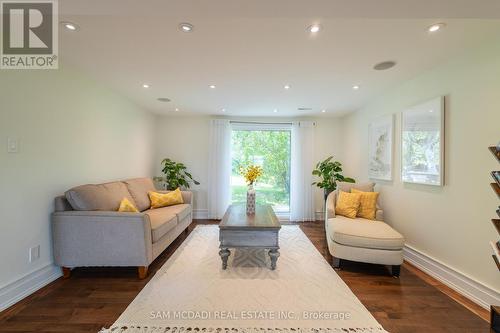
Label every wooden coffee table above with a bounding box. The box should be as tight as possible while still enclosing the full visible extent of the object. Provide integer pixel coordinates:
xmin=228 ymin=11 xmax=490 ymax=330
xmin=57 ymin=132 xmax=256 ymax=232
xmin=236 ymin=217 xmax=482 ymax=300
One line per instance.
xmin=219 ymin=204 xmax=281 ymax=270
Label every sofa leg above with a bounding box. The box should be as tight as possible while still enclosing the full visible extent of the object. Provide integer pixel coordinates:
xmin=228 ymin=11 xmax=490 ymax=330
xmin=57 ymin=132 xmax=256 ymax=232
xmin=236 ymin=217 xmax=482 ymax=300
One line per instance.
xmin=184 ymin=227 xmax=189 ymax=236
xmin=332 ymin=257 xmax=341 ymax=269
xmin=138 ymin=266 xmax=148 ymax=279
xmin=391 ymin=265 xmax=401 ymax=278
xmin=62 ymin=267 xmax=71 ymax=279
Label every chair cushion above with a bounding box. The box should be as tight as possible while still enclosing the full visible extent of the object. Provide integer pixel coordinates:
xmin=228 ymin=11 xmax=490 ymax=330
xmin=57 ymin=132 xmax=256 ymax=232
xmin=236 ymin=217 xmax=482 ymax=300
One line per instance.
xmin=351 ymin=189 xmax=379 ymax=220
xmin=65 ymin=181 xmax=135 ymax=211
xmin=327 ymin=216 xmax=404 ymax=250
xmin=335 ymin=191 xmax=362 ymax=219
xmin=145 ymin=204 xmax=192 ymax=242
xmin=123 ymin=178 xmax=156 ymax=211
xmin=337 ymin=181 xmax=375 ymax=193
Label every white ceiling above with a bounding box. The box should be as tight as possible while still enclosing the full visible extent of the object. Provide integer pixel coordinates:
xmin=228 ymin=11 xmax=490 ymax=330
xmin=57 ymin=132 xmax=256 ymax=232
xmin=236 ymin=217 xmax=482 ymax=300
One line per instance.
xmin=59 ymin=0 xmax=500 ymax=117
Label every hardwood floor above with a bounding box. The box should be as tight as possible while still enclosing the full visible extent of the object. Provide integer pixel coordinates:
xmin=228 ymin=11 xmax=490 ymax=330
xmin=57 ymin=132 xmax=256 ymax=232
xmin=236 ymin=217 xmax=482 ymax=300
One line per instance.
xmin=0 ymin=220 xmax=490 ymax=333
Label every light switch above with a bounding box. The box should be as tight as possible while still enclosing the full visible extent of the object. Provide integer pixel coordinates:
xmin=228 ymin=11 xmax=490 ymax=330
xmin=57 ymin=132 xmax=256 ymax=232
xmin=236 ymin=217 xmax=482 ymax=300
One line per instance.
xmin=7 ymin=137 xmax=18 ymax=153
xmin=29 ymin=245 xmax=40 ymax=262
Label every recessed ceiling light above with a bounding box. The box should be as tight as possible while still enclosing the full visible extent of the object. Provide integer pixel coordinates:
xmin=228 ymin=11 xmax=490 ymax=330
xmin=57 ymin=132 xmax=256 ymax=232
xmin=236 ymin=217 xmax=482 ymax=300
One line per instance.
xmin=273 ymin=109 xmax=278 ymax=113
xmin=179 ymin=23 xmax=194 ymax=32
xmin=352 ymin=85 xmax=360 ymax=90
xmin=157 ymin=97 xmax=171 ymax=102
xmin=209 ymin=85 xmax=216 ymax=89
xmin=142 ymin=84 xmax=150 ymax=89
xmin=61 ymin=22 xmax=79 ymax=31
xmin=321 ymin=109 xmax=326 ymax=113
xmin=308 ymin=24 xmax=321 ymax=33
xmin=374 ymin=61 xmax=397 ymax=71
xmin=428 ymin=23 xmax=446 ymax=33
xmin=284 ymin=85 xmax=290 ymax=90
xmin=175 ymin=108 xmax=179 ymax=112
xmin=222 ymin=108 xmax=226 ymax=112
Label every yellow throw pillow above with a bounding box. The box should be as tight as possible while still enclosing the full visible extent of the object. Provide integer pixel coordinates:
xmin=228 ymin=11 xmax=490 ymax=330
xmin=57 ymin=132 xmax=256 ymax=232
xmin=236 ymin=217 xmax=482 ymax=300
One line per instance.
xmin=148 ymin=188 xmax=184 ymax=209
xmin=351 ymin=188 xmax=379 ymax=220
xmin=335 ymin=191 xmax=362 ymax=219
xmin=118 ymin=197 xmax=139 ymax=213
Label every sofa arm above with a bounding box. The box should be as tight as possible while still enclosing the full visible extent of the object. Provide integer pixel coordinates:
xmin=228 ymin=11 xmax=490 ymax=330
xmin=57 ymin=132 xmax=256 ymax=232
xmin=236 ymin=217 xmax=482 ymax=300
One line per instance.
xmin=51 ymin=211 xmax=153 ymax=267
xmin=157 ymin=190 xmax=193 ymax=205
xmin=325 ymin=191 xmax=336 ymax=221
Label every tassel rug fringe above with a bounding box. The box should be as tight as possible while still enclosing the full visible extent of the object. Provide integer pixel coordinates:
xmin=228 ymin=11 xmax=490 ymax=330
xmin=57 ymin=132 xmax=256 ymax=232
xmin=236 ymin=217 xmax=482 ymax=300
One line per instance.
xmin=99 ymin=326 xmax=388 ymax=333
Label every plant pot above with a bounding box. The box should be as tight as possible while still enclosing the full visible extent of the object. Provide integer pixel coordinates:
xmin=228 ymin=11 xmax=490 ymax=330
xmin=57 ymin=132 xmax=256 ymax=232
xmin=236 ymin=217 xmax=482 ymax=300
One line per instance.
xmin=324 ymin=189 xmax=334 ymax=203
xmin=246 ymin=185 xmax=256 ymax=214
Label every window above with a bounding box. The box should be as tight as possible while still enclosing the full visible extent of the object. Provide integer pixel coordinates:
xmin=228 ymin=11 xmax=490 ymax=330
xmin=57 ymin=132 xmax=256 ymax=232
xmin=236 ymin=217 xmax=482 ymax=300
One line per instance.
xmin=230 ymin=123 xmax=291 ymax=213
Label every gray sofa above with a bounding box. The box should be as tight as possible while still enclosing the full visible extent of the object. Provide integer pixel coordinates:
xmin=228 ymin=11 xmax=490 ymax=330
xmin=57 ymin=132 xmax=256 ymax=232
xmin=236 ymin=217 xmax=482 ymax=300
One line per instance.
xmin=52 ymin=178 xmax=193 ymax=279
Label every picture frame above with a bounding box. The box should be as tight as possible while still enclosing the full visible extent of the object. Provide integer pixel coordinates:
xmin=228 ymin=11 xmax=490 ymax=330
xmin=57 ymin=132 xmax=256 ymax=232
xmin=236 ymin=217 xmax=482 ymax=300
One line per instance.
xmin=401 ymin=96 xmax=445 ymax=186
xmin=368 ymin=114 xmax=394 ymax=181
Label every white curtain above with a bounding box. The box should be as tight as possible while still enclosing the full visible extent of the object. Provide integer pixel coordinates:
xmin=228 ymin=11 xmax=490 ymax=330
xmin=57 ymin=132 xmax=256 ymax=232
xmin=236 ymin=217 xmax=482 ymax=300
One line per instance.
xmin=290 ymin=121 xmax=316 ymax=221
xmin=207 ymin=119 xmax=232 ymax=219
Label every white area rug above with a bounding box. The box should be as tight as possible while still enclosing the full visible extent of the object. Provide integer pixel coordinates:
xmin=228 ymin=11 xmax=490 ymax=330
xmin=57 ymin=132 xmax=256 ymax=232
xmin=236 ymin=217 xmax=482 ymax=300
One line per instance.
xmin=100 ymin=225 xmax=387 ymax=333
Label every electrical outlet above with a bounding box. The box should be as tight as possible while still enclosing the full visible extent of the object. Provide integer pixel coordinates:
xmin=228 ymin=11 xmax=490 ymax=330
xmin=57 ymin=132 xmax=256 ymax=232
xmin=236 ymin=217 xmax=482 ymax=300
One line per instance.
xmin=7 ymin=137 xmax=18 ymax=153
xmin=29 ymin=245 xmax=40 ymax=262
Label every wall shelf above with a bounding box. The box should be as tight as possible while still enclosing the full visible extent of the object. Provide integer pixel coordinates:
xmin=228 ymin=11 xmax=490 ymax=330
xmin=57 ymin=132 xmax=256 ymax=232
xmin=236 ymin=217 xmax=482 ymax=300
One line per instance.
xmin=490 ymin=146 xmax=500 ymax=163
xmin=494 ymin=220 xmax=500 ymax=235
xmin=492 ymin=171 xmax=500 ymax=187
xmin=489 ymin=146 xmax=500 ymax=331
xmin=493 ymin=254 xmax=500 ymax=271
xmin=492 ymin=183 xmax=500 ymax=198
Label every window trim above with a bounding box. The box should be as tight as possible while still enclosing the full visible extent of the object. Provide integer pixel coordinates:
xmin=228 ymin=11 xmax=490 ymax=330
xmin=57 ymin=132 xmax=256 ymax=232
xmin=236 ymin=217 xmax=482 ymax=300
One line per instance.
xmin=230 ymin=121 xmax=292 ymax=131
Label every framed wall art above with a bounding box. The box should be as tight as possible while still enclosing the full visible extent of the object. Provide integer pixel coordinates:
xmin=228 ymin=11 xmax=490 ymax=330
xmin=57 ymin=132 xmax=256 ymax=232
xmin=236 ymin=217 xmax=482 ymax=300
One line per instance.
xmin=401 ymin=96 xmax=445 ymax=186
xmin=368 ymin=114 xmax=394 ymax=181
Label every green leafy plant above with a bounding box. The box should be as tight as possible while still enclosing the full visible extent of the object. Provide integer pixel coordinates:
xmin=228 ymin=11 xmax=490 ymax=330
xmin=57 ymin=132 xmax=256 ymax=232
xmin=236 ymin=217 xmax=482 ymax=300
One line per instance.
xmin=154 ymin=158 xmax=200 ymax=190
xmin=312 ymin=156 xmax=355 ymax=197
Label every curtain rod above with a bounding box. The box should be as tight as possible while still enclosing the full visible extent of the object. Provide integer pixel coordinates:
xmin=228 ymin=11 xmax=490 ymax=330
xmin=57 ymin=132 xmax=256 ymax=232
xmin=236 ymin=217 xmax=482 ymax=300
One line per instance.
xmin=230 ymin=121 xmax=293 ymax=125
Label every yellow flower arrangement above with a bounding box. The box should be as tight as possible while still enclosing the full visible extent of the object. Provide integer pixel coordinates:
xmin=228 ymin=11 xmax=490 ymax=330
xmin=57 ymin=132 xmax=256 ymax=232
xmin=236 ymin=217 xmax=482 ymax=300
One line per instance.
xmin=240 ymin=165 xmax=263 ymax=186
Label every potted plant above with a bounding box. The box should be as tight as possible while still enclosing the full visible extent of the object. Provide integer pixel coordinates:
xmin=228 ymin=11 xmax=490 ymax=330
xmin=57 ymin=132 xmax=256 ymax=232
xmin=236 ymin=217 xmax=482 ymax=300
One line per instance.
xmin=154 ymin=158 xmax=200 ymax=190
xmin=311 ymin=156 xmax=355 ymax=201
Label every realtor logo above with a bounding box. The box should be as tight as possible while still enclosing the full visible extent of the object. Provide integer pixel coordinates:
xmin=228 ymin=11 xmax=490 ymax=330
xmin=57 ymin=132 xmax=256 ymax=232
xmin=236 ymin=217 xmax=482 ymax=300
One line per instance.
xmin=1 ymin=0 xmax=58 ymax=69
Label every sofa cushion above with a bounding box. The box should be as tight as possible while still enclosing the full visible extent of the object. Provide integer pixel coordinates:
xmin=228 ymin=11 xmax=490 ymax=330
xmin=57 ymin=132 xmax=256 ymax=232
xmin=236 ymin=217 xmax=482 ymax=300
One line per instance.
xmin=145 ymin=208 xmax=178 ymax=243
xmin=164 ymin=203 xmax=192 ymax=221
xmin=123 ymin=178 xmax=156 ymax=211
xmin=65 ymin=182 xmax=135 ymax=211
xmin=326 ymin=216 xmax=404 ymax=250
xmin=118 ymin=198 xmax=139 ymax=213
xmin=145 ymin=204 xmax=192 ymax=242
xmin=148 ymin=189 xmax=184 ymax=209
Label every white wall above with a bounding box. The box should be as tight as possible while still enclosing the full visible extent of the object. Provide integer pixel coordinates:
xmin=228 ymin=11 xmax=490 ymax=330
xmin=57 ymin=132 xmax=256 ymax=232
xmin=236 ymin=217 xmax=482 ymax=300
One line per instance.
xmin=153 ymin=116 xmax=345 ymax=217
xmin=0 ymin=67 xmax=155 ymax=302
xmin=341 ymin=41 xmax=500 ymax=292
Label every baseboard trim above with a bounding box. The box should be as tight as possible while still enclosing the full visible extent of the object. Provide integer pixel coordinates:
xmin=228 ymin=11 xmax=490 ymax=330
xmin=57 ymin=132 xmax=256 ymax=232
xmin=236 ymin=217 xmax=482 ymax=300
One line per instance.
xmin=0 ymin=264 xmax=62 ymax=312
xmin=403 ymin=245 xmax=500 ymax=310
xmin=315 ymin=211 xmax=325 ymax=221
xmin=193 ymin=209 xmax=208 ymax=219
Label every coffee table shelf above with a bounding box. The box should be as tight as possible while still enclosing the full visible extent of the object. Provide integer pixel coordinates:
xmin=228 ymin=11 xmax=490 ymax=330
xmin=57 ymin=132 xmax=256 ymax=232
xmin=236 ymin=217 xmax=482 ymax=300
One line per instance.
xmin=219 ymin=204 xmax=281 ymax=270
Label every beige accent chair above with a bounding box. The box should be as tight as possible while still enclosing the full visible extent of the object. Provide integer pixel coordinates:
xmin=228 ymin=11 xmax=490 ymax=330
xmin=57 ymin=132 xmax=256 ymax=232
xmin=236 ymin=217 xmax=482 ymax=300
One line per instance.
xmin=325 ymin=182 xmax=404 ymax=277
xmin=52 ymin=178 xmax=193 ymax=279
